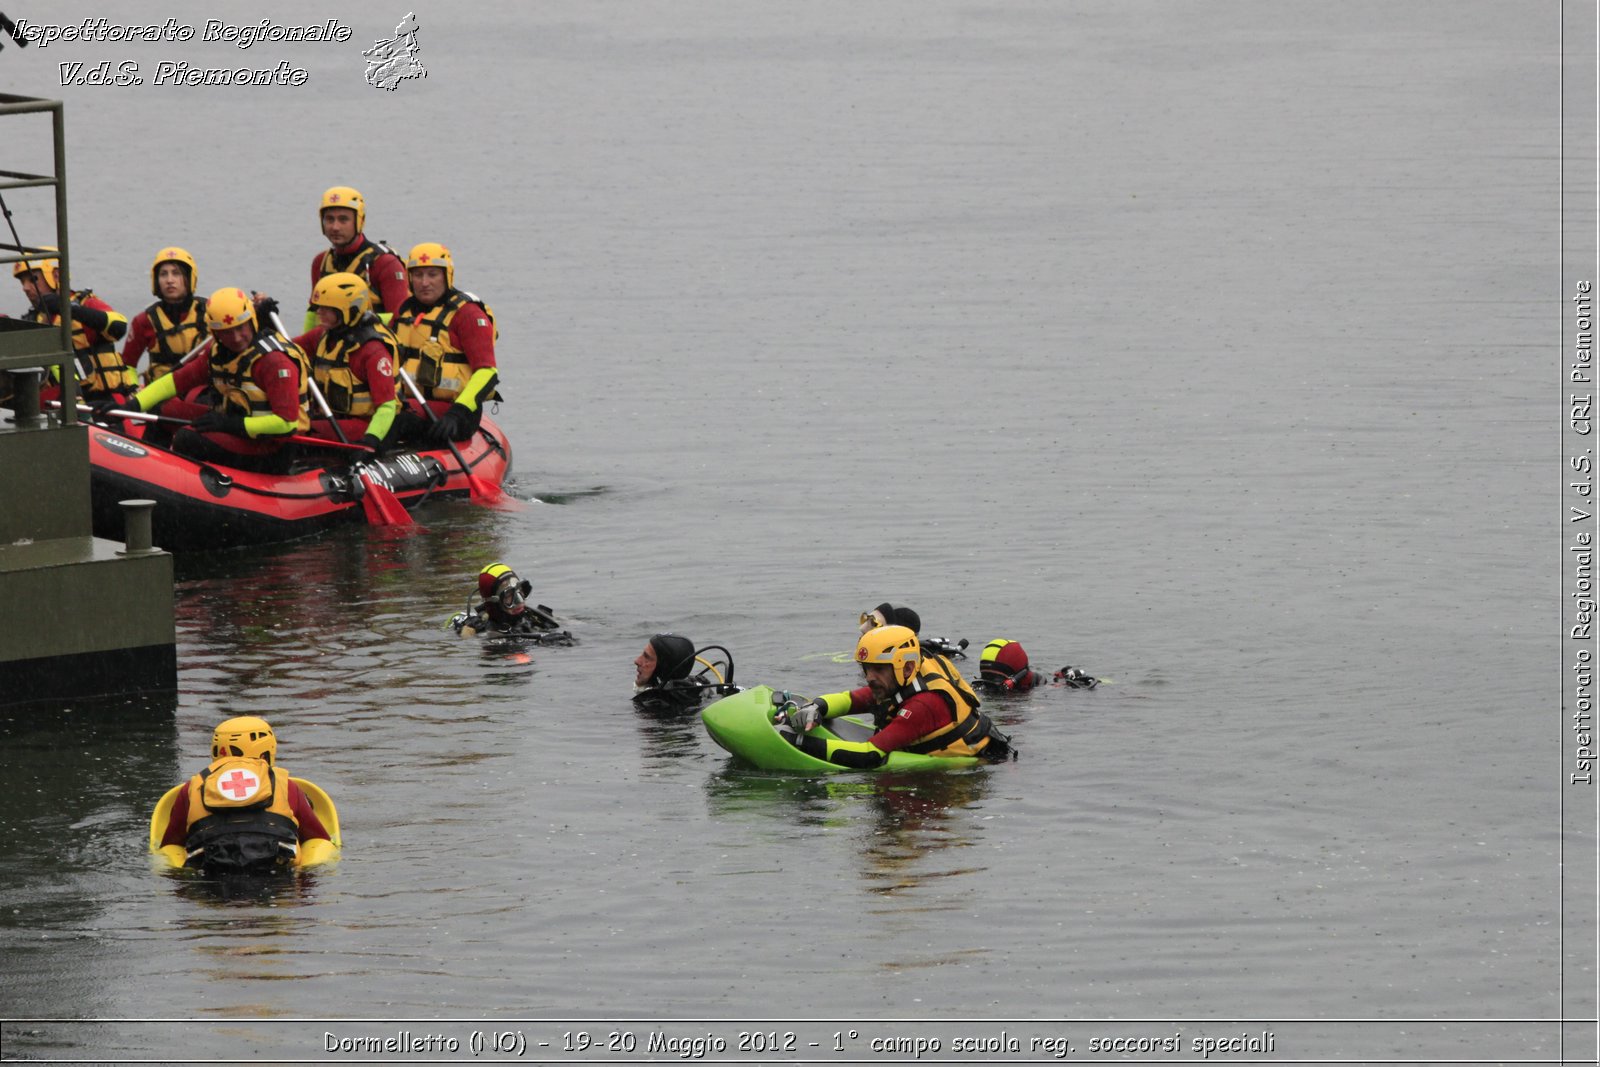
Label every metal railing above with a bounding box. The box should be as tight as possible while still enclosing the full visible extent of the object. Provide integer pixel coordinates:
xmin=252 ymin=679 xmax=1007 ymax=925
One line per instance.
xmin=0 ymin=93 xmax=75 ymax=423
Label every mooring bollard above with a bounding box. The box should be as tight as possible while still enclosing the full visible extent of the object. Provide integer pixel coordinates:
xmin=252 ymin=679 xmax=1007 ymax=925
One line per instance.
xmin=117 ymin=499 xmax=158 ymax=555
xmin=6 ymin=368 xmax=45 ymax=429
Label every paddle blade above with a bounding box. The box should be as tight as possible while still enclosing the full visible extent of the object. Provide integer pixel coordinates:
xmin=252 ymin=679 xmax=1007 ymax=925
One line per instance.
xmin=359 ymin=473 xmax=421 ymax=529
xmin=465 ymin=471 xmax=523 ymax=511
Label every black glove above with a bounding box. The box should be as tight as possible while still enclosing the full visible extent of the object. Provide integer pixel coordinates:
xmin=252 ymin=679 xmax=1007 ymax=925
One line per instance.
xmin=357 ymin=433 xmax=384 ymax=454
xmin=35 ymin=291 xmax=61 ymax=316
xmin=191 ymin=410 xmax=247 ymax=436
xmin=253 ymin=293 xmax=281 ymax=319
xmin=426 ymin=404 xmax=469 ymax=444
xmin=91 ymin=395 xmax=128 ymax=422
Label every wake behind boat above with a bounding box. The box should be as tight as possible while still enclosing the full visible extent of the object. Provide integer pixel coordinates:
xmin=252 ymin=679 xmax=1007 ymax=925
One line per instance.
xmin=89 ymin=415 xmax=513 ymax=551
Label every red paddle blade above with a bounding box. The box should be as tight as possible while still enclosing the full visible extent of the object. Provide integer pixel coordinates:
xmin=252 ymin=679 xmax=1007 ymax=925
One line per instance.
xmin=359 ymin=473 xmax=420 ymax=528
xmin=465 ymin=471 xmax=522 ymax=511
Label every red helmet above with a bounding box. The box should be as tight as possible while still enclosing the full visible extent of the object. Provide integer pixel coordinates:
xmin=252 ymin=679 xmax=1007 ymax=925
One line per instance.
xmin=477 ymin=563 xmax=529 ymax=615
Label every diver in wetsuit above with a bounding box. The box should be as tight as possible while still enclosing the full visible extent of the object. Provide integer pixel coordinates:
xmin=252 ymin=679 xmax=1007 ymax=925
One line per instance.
xmin=447 ymin=562 xmax=572 ymax=644
xmin=632 ymin=632 xmax=740 ymax=712
xmin=972 ymin=638 xmax=1099 ymax=693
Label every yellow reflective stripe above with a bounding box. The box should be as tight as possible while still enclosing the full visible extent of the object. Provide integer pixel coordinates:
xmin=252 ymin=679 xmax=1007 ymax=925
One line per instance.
xmin=822 ymin=737 xmax=888 ymax=769
xmin=363 ymin=398 xmax=399 ymax=441
xmin=242 ymin=412 xmax=295 ymax=439
xmin=817 ymin=691 xmax=854 ymax=718
xmin=138 ymin=372 xmax=177 ymax=409
xmin=453 ymin=366 xmax=498 ymax=412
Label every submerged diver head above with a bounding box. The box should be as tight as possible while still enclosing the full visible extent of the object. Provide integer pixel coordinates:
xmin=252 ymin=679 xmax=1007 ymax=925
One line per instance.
xmin=635 ymin=632 xmax=696 ymax=688
xmin=211 ymin=715 xmax=278 ymax=765
xmin=478 ymin=562 xmax=531 ymax=617
xmin=978 ymin=638 xmax=1038 ymax=692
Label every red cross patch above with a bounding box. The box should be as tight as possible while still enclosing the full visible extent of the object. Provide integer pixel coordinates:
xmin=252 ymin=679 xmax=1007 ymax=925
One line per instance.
xmin=219 ymin=768 xmax=261 ymax=800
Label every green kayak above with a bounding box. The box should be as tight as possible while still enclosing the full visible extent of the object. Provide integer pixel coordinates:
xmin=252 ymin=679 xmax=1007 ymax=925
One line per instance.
xmin=700 ymin=685 xmax=980 ymax=773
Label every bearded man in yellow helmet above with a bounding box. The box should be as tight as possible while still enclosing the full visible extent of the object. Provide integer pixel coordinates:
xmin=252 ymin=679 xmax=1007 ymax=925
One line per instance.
xmin=155 ymin=716 xmax=332 ymax=873
xmin=291 ymin=271 xmax=402 ymax=450
xmin=777 ymin=625 xmax=1014 ymax=768
xmin=389 ymin=241 xmax=502 ymax=446
xmin=108 ymin=287 xmax=311 ymax=473
xmin=12 ymin=247 xmax=133 ymax=403
xmin=310 ymin=185 xmax=409 ymax=315
xmin=121 ymin=247 xmax=208 ymax=386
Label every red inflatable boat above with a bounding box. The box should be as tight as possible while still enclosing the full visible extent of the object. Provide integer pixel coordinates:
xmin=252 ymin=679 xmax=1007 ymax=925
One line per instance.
xmin=88 ymin=416 xmax=513 ymax=550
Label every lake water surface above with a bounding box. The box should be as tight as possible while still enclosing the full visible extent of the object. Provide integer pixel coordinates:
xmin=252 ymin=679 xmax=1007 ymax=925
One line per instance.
xmin=0 ymin=2 xmax=1591 ymax=1063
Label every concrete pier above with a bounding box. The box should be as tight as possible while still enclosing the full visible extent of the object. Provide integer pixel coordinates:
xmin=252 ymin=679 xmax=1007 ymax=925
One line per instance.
xmin=0 ymin=95 xmax=175 ymax=707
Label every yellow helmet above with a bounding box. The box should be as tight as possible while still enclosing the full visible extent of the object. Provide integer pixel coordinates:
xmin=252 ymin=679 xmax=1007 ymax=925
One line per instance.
xmin=13 ymin=245 xmax=60 ymax=290
xmin=150 ymin=246 xmax=198 ymax=297
xmin=204 ymin=287 xmax=257 ymax=332
xmin=310 ymin=271 xmax=371 ymax=327
xmin=855 ymin=624 xmax=920 ymax=685
xmin=211 ymin=715 xmax=277 ymax=764
xmin=320 ymin=185 xmax=366 ymax=232
xmin=406 ymin=242 xmax=454 ymax=289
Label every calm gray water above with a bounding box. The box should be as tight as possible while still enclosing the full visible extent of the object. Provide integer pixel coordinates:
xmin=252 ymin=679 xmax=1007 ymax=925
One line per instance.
xmin=0 ymin=1 xmax=1586 ymax=1063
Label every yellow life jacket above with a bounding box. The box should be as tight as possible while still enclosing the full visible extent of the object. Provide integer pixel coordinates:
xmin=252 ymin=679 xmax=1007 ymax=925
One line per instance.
xmin=391 ymin=289 xmax=501 ymax=403
xmin=144 ymin=296 xmax=208 ymax=382
xmin=886 ymin=652 xmax=997 ymax=758
xmin=29 ymin=289 xmax=134 ymax=395
xmin=183 ymin=757 xmax=300 ymax=867
xmin=317 ymin=237 xmax=400 ymax=313
xmin=210 ymin=333 xmax=312 ymax=430
xmin=311 ymin=314 xmax=399 ymax=417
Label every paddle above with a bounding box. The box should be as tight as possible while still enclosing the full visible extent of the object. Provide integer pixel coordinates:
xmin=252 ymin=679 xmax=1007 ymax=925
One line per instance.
xmin=74 ymin=402 xmax=376 ymax=452
xmin=396 ymin=366 xmax=519 ymax=510
xmin=269 ymin=309 xmax=416 ymax=529
xmin=286 ymin=432 xmax=379 ymax=452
